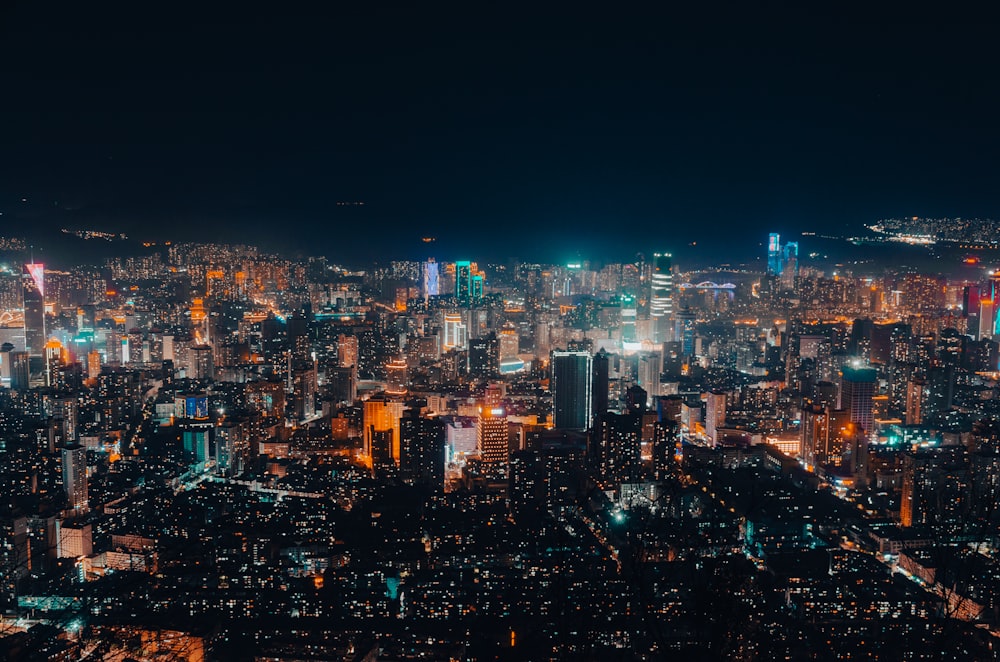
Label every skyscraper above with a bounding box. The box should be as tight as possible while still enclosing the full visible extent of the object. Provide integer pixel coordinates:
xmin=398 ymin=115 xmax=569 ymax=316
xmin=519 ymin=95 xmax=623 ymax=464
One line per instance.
xmin=61 ymin=444 xmax=88 ymax=511
xmin=364 ymin=397 xmax=404 ymax=465
xmin=767 ymin=233 xmax=782 ymax=276
xmin=780 ymin=241 xmax=798 ymax=289
xmin=649 ymin=252 xmax=673 ymax=318
xmin=455 ymin=261 xmax=472 ymax=303
xmin=400 ymin=411 xmax=446 ymax=488
xmin=551 ymin=350 xmax=593 ymax=430
xmin=23 ymin=262 xmax=45 ymax=357
xmin=841 ymin=365 xmax=877 ymax=438
xmin=423 ymin=259 xmax=440 ymax=300
xmin=704 ymin=391 xmax=726 ymax=446
xmin=477 ymin=407 xmax=509 ymax=466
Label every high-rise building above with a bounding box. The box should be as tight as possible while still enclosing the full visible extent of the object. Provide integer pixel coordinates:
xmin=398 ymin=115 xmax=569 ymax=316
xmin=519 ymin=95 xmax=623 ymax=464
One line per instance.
xmin=442 ymin=313 xmax=467 ymax=350
xmin=905 ymin=378 xmax=925 ymax=426
xmin=61 ymin=444 xmax=88 ymax=511
xmin=337 ymin=334 xmax=358 ymax=368
xmin=468 ymin=334 xmax=499 ymax=378
xmin=592 ymin=349 xmax=610 ymax=418
xmin=649 ymin=252 xmax=673 ymax=318
xmin=780 ymin=241 xmax=798 ymax=289
xmin=400 ymin=411 xmax=446 ymax=488
xmin=704 ymin=391 xmax=726 ymax=446
xmin=385 ymin=356 xmax=409 ymax=395
xmin=596 ymin=412 xmax=642 ymax=486
xmin=9 ymin=350 xmax=30 ymax=391
xmin=364 ymin=397 xmax=404 ymax=466
xmin=477 ymin=407 xmax=509 ymax=466
xmin=423 ymin=259 xmax=439 ymax=300
xmin=23 ymin=262 xmax=45 ymax=357
xmin=767 ymin=233 xmax=782 ymax=276
xmin=551 ymin=350 xmax=593 ymax=430
xmin=841 ymin=365 xmax=877 ymax=438
xmin=455 ymin=261 xmax=472 ymax=303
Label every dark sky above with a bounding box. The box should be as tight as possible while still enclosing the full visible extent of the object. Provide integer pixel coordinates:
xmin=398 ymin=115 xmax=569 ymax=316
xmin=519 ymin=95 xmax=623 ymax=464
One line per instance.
xmin=2 ymin=4 xmax=999 ymax=265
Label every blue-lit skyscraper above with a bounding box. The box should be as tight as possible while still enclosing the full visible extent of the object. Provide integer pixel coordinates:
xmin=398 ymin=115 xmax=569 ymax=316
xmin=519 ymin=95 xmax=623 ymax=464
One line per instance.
xmin=423 ymin=259 xmax=439 ymax=300
xmin=767 ymin=233 xmax=783 ymax=276
xmin=455 ymin=261 xmax=472 ymax=303
xmin=780 ymin=241 xmax=798 ymax=289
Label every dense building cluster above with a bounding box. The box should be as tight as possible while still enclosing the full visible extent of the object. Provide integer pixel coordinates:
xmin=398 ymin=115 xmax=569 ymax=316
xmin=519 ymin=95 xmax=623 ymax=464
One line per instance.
xmin=1 ymin=236 xmax=1000 ymax=659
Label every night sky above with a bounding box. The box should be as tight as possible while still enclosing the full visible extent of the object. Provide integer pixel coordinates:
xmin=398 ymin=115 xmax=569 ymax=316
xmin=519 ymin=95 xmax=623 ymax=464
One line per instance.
xmin=2 ymin=4 xmax=998 ymax=265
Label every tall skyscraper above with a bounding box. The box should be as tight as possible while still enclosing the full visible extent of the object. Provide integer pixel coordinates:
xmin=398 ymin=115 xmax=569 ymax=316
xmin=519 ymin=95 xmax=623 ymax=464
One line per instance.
xmin=551 ymin=350 xmax=593 ymax=430
xmin=61 ymin=444 xmax=88 ymax=511
xmin=592 ymin=349 xmax=610 ymax=418
xmin=780 ymin=241 xmax=798 ymax=289
xmin=455 ymin=261 xmax=472 ymax=303
xmin=841 ymin=365 xmax=877 ymax=438
xmin=423 ymin=259 xmax=439 ymax=300
xmin=649 ymin=252 xmax=673 ymax=318
xmin=767 ymin=233 xmax=782 ymax=276
xmin=23 ymin=262 xmax=45 ymax=357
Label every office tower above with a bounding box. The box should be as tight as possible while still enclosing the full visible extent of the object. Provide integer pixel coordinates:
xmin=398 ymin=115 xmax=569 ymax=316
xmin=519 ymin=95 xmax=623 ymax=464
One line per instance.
xmin=455 ymin=261 xmax=472 ymax=303
xmin=61 ymin=444 xmax=88 ymax=511
xmin=704 ymin=391 xmax=726 ymax=446
xmin=443 ymin=313 xmax=468 ymax=350
xmin=841 ymin=365 xmax=877 ymax=437
xmin=673 ymin=308 xmax=696 ymax=356
xmin=767 ymin=233 xmax=782 ymax=276
xmin=551 ymin=350 xmax=593 ymax=430
xmin=471 ymin=273 xmax=484 ymax=300
xmin=592 ymin=349 xmax=610 ymax=418
xmin=637 ymin=352 xmax=661 ymax=403
xmin=364 ymin=397 xmax=404 ymax=465
xmin=780 ymin=241 xmax=798 ymax=289
xmin=468 ymin=334 xmax=499 ymax=378
xmin=477 ymin=407 xmax=509 ymax=466
xmin=423 ymin=259 xmax=439 ymax=300
xmin=23 ymin=262 xmax=45 ymax=357
xmin=964 ymin=284 xmax=982 ymax=339
xmin=9 ymin=350 xmax=29 ymax=391
xmin=649 ymin=252 xmax=673 ymax=318
xmin=620 ymin=295 xmax=637 ymax=342
xmin=400 ymin=411 xmax=446 ymax=488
